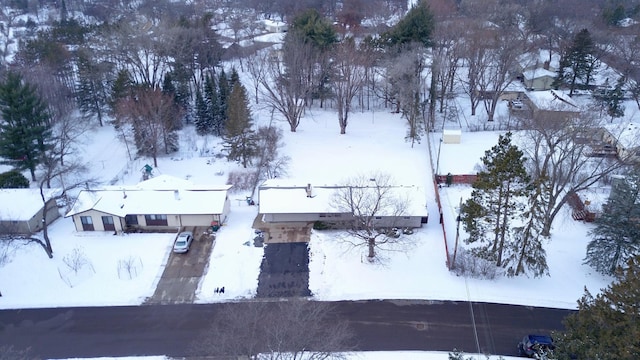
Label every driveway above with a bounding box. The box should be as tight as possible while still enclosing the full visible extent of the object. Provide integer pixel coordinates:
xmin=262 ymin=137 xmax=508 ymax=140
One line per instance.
xmin=145 ymin=227 xmax=214 ymax=304
xmin=257 ymin=242 xmax=312 ymax=297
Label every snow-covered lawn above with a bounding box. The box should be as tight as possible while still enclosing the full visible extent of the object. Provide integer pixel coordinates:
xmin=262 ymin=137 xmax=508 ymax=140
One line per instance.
xmin=0 ymin=107 xmax=617 ymax=311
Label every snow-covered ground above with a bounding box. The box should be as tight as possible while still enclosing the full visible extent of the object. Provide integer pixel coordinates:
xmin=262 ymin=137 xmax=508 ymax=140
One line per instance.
xmin=2 ymin=99 xmax=628 ymax=310
xmin=0 ymin=28 xmax=637 ymax=356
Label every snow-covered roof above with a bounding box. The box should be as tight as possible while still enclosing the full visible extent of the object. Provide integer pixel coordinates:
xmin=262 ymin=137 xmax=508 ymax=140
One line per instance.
xmin=258 ymin=180 xmax=428 ymax=216
xmin=65 ymin=175 xmax=231 ymax=217
xmin=66 ymin=188 xmax=229 ymax=217
xmin=135 ymin=174 xmax=231 ymax=191
xmin=604 ymin=122 xmax=640 ymax=149
xmin=0 ymin=188 xmax=60 ymax=221
xmin=522 ymin=68 xmax=556 ymax=81
xmin=526 ymin=90 xmax=579 ymax=112
xmin=517 ymin=50 xmax=560 ymax=71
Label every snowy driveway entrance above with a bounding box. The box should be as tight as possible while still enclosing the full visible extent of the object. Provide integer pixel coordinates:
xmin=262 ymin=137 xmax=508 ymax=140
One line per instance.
xmin=145 ymin=227 xmax=215 ymax=304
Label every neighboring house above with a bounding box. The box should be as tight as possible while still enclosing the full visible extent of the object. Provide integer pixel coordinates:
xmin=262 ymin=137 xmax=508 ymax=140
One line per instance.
xmin=521 ymin=90 xmax=581 ymax=121
xmin=263 ymin=19 xmax=288 ymax=33
xmin=523 ymin=69 xmax=556 ymax=91
xmin=516 ymin=50 xmax=560 ymax=91
xmin=66 ymin=175 xmax=232 ymax=232
xmin=516 ymin=50 xmax=560 ymax=74
xmin=257 ymin=180 xmax=429 ymax=229
xmin=0 ymin=188 xmax=61 ymax=234
xmin=602 ymin=122 xmax=640 ymax=162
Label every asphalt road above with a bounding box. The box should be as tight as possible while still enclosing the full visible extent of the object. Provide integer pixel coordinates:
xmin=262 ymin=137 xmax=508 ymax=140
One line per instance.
xmin=0 ymin=300 xmax=574 ymax=359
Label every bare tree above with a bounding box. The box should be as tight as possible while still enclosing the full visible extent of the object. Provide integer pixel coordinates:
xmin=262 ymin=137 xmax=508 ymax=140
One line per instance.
xmin=432 ymin=19 xmax=465 ymax=115
xmin=331 ymin=172 xmax=411 ymax=260
xmin=477 ymin=28 xmax=523 ymax=122
xmin=0 ymin=7 xmax=20 ymax=67
xmin=116 ymin=87 xmax=182 ymax=167
xmin=259 ymin=38 xmax=311 ymax=132
xmin=191 ymin=300 xmax=354 ymax=359
xmin=113 ymin=20 xmax=168 ymax=88
xmin=333 ymin=38 xmax=366 ymax=134
xmin=246 ymin=50 xmax=269 ymax=104
xmin=385 ymin=44 xmax=427 ymax=147
xmin=458 ymin=20 xmax=489 ymax=117
xmin=520 ymin=110 xmax=629 ymax=237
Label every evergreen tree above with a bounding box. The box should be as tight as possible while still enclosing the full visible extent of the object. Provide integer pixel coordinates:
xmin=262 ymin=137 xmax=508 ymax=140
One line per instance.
xmin=0 ymin=72 xmax=53 ymax=181
xmin=222 ymin=83 xmax=257 ymax=168
xmin=506 ymin=176 xmax=550 ymax=277
xmin=605 ymin=76 xmax=626 ymax=120
xmin=461 ymin=132 xmax=531 ymax=270
xmin=229 ymin=67 xmax=240 ymax=89
xmin=109 ymin=69 xmax=133 ymax=116
xmin=554 ymin=255 xmax=640 ymax=359
xmin=0 ymin=170 xmax=30 ymax=188
xmin=382 ymin=0 xmax=435 ymax=47
xmin=216 ymin=69 xmax=230 ymax=136
xmin=203 ymin=74 xmax=218 ymax=135
xmin=585 ymin=173 xmax=640 ymax=275
xmin=289 ymin=8 xmax=338 ymax=51
xmin=560 ymin=29 xmax=597 ymax=96
xmin=75 ymin=47 xmax=112 ymax=127
xmin=194 ymin=88 xmax=210 ymax=135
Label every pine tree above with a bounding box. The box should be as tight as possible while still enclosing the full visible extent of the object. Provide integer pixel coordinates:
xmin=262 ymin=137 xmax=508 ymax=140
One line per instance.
xmin=109 ymin=69 xmax=133 ymax=116
xmin=215 ymin=69 xmax=230 ymax=136
xmin=75 ymin=48 xmax=111 ymax=127
xmin=563 ymin=28 xmax=596 ymax=96
xmin=194 ymin=88 xmax=210 ymax=135
xmin=382 ymin=0 xmax=435 ymax=47
xmin=585 ymin=173 xmax=640 ymax=275
xmin=223 ymin=83 xmax=257 ymax=168
xmin=0 ymin=72 xmax=53 ymax=181
xmin=605 ymin=76 xmax=626 ymax=120
xmin=229 ymin=67 xmax=240 ymax=89
xmin=506 ymin=176 xmax=550 ymax=277
xmin=203 ymin=74 xmax=218 ymax=135
xmin=554 ymin=255 xmax=640 ymax=359
xmin=461 ymin=132 xmax=531 ymax=269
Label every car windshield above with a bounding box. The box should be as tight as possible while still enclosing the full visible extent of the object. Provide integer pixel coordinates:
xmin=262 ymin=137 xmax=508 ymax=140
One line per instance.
xmin=175 ymin=240 xmax=186 ymax=246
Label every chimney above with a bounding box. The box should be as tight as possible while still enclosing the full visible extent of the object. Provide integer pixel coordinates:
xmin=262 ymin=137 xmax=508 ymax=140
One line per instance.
xmin=123 ymin=190 xmax=127 ymax=199
xmin=174 ymin=190 xmax=180 ymax=200
xmin=306 ymin=183 xmax=313 ymax=198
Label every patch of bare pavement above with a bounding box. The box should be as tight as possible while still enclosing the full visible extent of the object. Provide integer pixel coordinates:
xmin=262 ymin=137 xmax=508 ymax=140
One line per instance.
xmin=145 ymin=227 xmax=214 ymax=305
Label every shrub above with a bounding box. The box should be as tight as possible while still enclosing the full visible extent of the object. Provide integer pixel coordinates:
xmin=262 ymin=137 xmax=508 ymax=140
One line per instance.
xmin=0 ymin=170 xmax=29 ymax=188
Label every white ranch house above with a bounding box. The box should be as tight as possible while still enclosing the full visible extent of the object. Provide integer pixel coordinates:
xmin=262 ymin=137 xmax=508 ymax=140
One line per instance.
xmin=66 ymin=175 xmax=231 ymax=233
xmin=257 ymin=179 xmax=429 ymax=229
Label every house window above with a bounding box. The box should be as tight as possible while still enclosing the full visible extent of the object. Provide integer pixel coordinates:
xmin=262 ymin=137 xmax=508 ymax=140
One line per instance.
xmin=319 ymin=213 xmax=326 ymax=218
xmin=80 ymin=216 xmax=94 ymax=231
xmin=145 ymin=214 xmax=168 ymax=226
xmin=375 ymin=216 xmax=382 ymax=220
xmin=102 ymin=216 xmax=115 ymax=231
xmin=125 ymin=215 xmax=138 ymax=225
xmin=403 ymin=216 xmax=410 ymax=220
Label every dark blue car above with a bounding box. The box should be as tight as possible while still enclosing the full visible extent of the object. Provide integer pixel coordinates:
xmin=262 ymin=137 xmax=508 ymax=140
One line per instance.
xmin=518 ymin=334 xmax=555 ymax=358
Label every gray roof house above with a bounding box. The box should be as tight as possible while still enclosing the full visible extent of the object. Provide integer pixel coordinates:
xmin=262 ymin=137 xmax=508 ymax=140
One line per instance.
xmin=257 ymin=179 xmax=429 ymax=229
xmin=0 ymin=188 xmax=61 ymax=234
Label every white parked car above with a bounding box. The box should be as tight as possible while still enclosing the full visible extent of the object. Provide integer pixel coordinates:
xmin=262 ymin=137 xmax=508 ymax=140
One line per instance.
xmin=173 ymin=231 xmax=194 ymax=253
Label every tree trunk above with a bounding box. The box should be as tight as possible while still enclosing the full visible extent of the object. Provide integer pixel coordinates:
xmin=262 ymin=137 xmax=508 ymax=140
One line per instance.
xmin=39 ymin=185 xmax=54 ymax=258
xmin=367 ymin=238 xmax=375 ymax=259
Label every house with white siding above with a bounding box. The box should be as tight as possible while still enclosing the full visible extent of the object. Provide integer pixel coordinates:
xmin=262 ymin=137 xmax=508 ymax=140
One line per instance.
xmin=257 ymin=179 xmax=428 ymax=229
xmin=65 ymin=175 xmax=231 ymax=233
